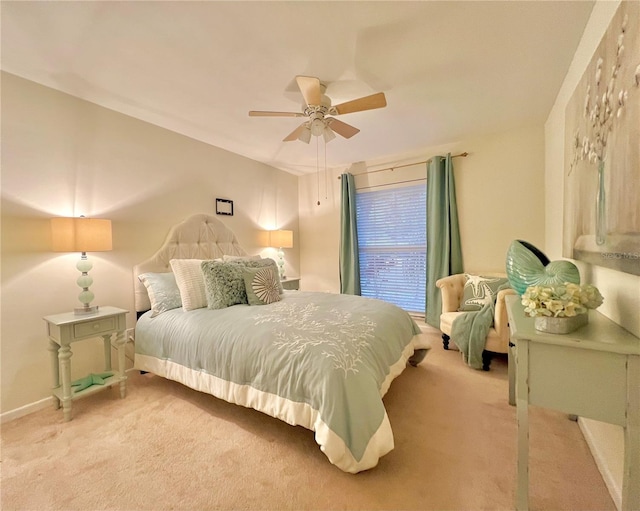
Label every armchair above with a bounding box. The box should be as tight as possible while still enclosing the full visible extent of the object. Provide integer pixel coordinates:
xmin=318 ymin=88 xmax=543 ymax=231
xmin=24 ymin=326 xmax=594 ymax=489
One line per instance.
xmin=435 ymin=273 xmax=516 ymax=370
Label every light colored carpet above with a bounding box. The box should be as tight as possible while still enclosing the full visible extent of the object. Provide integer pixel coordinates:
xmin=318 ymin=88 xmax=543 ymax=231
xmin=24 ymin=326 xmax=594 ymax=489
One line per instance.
xmin=1 ymin=328 xmax=614 ymax=511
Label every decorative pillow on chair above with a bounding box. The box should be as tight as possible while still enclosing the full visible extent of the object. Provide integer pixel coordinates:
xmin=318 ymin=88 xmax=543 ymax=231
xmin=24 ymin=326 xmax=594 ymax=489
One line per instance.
xmin=243 ymin=266 xmax=282 ymax=306
xmin=459 ymin=274 xmax=509 ymax=311
xmin=138 ymin=272 xmax=182 ymax=317
xmin=201 ymin=260 xmax=248 ymax=309
xmin=170 ymin=259 xmax=209 ymax=311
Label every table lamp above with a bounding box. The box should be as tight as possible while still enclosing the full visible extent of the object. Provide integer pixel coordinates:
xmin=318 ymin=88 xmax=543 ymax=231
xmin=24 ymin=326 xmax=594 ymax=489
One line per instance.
xmin=268 ymin=230 xmax=293 ymax=280
xmin=51 ymin=216 xmax=112 ymax=314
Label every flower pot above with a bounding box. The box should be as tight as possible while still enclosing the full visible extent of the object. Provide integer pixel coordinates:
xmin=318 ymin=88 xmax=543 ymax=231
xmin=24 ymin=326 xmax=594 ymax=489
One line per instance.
xmin=534 ymin=313 xmax=588 ymax=334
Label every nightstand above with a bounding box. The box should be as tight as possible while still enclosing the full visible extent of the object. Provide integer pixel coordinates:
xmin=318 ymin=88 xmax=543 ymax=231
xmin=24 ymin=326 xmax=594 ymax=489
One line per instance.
xmin=281 ymin=277 xmax=300 ymax=290
xmin=44 ymin=306 xmax=128 ymax=421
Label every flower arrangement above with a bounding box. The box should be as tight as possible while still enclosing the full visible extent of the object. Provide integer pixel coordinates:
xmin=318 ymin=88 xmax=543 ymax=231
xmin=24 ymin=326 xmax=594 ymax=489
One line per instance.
xmin=521 ymin=282 xmax=604 ymax=318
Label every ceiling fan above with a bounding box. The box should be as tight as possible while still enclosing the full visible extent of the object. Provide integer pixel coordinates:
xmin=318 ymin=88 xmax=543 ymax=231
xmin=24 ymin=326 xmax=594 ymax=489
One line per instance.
xmin=249 ymin=76 xmax=387 ymax=143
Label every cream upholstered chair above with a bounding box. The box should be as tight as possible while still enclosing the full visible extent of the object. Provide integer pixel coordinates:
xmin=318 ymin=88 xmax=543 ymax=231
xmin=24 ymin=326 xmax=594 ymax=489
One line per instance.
xmin=435 ymin=273 xmax=516 ymax=370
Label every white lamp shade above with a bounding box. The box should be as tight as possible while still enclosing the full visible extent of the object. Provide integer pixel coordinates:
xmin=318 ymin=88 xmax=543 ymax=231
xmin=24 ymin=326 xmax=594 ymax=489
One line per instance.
xmin=269 ymin=230 xmax=293 ymax=248
xmin=51 ymin=217 xmax=113 ymax=252
xmin=298 ymin=126 xmax=312 ymax=143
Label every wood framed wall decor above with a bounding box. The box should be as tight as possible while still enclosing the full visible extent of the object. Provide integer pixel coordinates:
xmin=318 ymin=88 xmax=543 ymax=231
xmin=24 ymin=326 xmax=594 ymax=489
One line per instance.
xmin=216 ymin=198 xmax=234 ymax=216
xmin=563 ymin=1 xmax=640 ymax=275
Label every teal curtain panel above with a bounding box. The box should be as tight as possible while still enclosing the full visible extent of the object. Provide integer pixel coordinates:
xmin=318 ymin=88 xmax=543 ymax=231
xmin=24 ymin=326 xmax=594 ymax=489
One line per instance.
xmin=339 ymin=173 xmax=361 ymax=295
xmin=425 ymin=154 xmax=463 ymax=326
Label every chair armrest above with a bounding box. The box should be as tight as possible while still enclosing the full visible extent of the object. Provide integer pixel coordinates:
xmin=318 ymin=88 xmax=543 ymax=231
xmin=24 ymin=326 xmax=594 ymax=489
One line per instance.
xmin=435 ymin=275 xmax=465 ymax=313
xmin=494 ymin=288 xmax=517 ymax=338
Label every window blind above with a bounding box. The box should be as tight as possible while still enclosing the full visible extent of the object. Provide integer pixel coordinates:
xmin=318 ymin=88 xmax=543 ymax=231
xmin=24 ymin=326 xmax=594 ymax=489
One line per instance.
xmin=356 ymin=184 xmax=426 ymax=314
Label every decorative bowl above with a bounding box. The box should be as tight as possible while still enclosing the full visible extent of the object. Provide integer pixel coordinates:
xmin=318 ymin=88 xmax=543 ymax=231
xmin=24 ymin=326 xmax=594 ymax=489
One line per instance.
xmin=505 ymin=240 xmax=580 ymax=295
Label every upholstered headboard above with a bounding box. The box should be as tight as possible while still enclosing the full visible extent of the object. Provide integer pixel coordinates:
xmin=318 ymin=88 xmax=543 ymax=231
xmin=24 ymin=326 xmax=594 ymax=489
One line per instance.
xmin=133 ymin=214 xmax=247 ymax=313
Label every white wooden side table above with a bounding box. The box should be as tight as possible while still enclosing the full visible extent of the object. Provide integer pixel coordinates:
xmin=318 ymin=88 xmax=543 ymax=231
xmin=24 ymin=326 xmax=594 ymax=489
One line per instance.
xmin=281 ymin=277 xmax=300 ymax=290
xmin=43 ymin=306 xmax=129 ymax=421
xmin=506 ymin=296 xmax=639 ymax=511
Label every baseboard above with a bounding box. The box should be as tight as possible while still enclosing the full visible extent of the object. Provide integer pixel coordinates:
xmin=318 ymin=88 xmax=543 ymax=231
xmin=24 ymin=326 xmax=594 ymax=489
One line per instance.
xmin=1 ymin=367 xmax=139 ymax=424
xmin=578 ymin=417 xmax=622 ymax=511
xmin=1 ymin=396 xmax=55 ymax=424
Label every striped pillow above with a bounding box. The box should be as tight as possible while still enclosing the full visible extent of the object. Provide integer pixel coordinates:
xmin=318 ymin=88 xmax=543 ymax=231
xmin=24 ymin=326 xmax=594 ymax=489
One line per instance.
xmin=169 ymin=259 xmax=209 ymax=311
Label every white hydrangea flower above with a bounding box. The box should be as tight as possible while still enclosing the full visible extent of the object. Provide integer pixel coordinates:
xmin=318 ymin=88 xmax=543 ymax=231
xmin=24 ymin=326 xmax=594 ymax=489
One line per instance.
xmin=521 ymin=283 xmax=603 ymax=318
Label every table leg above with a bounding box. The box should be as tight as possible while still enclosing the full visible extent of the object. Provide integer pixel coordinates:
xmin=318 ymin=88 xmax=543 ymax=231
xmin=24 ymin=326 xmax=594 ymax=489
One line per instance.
xmin=58 ymin=344 xmax=73 ymax=421
xmin=102 ymin=334 xmax=112 ymax=371
xmin=621 ymin=355 xmax=639 ymax=511
xmin=508 ymin=342 xmax=515 ymax=406
xmin=115 ymin=330 xmax=127 ymax=398
xmin=48 ymin=340 xmax=61 ymax=410
xmin=516 ymin=340 xmax=529 ymax=511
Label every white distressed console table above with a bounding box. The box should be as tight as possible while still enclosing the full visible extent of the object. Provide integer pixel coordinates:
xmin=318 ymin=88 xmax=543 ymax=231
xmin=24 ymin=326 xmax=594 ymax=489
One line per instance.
xmin=506 ymin=295 xmax=639 ymax=511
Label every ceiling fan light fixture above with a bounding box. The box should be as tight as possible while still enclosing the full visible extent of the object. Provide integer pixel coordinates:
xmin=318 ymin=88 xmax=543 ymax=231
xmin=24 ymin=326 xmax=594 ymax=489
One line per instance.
xmin=298 ymin=125 xmax=312 ymax=143
xmin=310 ymin=118 xmax=325 ymax=137
xmin=322 ymin=126 xmax=336 ymax=143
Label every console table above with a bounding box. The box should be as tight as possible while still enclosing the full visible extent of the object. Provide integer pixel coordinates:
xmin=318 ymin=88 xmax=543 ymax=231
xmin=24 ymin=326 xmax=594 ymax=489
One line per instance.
xmin=506 ymin=296 xmax=639 ymax=511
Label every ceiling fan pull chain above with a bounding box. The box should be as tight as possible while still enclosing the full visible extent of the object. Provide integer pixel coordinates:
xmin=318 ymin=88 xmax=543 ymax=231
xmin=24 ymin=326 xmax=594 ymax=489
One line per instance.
xmin=324 ymin=141 xmax=328 ymax=201
xmin=316 ymin=137 xmax=321 ymax=206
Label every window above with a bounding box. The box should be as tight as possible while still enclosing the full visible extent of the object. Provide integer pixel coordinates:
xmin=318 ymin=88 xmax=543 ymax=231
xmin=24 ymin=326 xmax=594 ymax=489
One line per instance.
xmin=356 ymin=183 xmax=426 ymax=314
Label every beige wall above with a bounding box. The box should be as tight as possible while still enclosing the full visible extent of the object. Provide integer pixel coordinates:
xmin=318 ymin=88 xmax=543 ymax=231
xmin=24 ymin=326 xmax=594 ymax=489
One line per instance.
xmin=1 ymin=73 xmax=300 ymax=416
xmin=545 ymin=2 xmax=639 ymax=508
xmin=298 ymin=124 xmax=545 ymax=293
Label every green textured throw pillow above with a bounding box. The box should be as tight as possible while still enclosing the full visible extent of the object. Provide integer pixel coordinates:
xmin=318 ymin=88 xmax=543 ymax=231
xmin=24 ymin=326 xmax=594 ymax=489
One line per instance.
xmin=459 ymin=274 xmax=509 ymax=311
xmin=201 ymin=260 xmax=248 ymax=309
xmin=242 ymin=267 xmax=282 ymax=306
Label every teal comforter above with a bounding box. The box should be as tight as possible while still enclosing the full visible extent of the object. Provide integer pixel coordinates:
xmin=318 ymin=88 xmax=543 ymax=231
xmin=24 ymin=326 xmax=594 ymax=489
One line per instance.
xmin=135 ymin=291 xmax=422 ymax=473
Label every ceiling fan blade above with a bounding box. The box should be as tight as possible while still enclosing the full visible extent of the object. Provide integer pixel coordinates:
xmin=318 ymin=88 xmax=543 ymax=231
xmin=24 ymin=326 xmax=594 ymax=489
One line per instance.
xmin=296 ymin=75 xmax=322 ymax=106
xmin=333 ymin=92 xmax=387 ymax=115
xmin=249 ymin=111 xmax=305 ymax=117
xmin=326 ymin=118 xmax=360 ymax=139
xmin=283 ymin=123 xmax=310 ymax=142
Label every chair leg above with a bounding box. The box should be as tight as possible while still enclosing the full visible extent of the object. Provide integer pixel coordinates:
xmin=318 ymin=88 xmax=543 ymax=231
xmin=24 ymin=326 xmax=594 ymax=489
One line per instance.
xmin=482 ymin=350 xmax=493 ymax=371
xmin=442 ymin=334 xmax=450 ymax=350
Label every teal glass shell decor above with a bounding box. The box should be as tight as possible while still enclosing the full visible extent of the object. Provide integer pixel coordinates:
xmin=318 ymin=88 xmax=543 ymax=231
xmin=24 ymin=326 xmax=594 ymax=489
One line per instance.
xmin=505 ymin=240 xmax=580 ymax=295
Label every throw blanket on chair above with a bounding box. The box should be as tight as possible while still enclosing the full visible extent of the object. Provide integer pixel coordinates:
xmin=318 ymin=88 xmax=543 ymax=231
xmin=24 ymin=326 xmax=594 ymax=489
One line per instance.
xmin=451 ymin=282 xmax=510 ymax=369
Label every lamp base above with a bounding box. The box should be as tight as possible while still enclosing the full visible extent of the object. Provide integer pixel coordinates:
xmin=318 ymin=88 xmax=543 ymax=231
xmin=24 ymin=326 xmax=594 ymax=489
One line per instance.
xmin=277 ymin=247 xmax=286 ymax=280
xmin=74 ymin=305 xmax=99 ymax=315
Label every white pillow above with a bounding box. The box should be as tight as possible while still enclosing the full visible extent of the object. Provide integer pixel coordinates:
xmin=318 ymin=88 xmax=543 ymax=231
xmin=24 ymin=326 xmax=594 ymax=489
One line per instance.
xmin=138 ymin=272 xmax=182 ymax=317
xmin=169 ymin=259 xmax=208 ymax=311
xmin=222 ymin=254 xmax=262 ymax=262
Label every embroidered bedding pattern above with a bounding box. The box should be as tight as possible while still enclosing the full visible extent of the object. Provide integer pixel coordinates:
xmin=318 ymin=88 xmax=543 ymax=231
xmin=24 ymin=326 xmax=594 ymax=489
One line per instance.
xmin=254 ymin=301 xmax=375 ymax=375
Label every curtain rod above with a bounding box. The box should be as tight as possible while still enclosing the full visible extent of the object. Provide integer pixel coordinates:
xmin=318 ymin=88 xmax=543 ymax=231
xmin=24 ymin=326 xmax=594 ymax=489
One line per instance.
xmin=337 ymin=152 xmax=468 ymax=179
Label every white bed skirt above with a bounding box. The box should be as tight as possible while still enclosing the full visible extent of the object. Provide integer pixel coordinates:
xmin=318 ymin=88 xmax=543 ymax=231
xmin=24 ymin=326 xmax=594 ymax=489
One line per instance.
xmin=135 ymin=335 xmax=429 ymax=473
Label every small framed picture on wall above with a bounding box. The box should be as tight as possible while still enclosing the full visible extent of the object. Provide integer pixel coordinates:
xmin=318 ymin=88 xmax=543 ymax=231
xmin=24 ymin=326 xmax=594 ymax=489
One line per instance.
xmin=216 ymin=198 xmax=234 ymax=216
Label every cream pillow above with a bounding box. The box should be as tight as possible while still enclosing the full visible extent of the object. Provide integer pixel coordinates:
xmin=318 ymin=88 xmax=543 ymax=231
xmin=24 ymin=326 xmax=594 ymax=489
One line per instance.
xmin=222 ymin=254 xmax=262 ymax=262
xmin=169 ymin=259 xmax=209 ymax=311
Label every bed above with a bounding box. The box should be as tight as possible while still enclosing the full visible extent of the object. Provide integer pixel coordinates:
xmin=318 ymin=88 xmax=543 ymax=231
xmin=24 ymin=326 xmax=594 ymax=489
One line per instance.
xmin=133 ymin=214 xmax=431 ymax=473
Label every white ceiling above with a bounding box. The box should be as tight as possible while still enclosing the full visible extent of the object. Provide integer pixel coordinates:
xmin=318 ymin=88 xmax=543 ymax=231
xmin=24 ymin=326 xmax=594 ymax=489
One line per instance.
xmin=1 ymin=1 xmax=594 ymax=176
